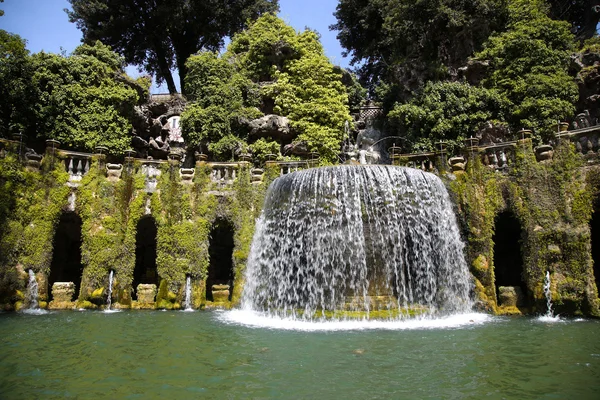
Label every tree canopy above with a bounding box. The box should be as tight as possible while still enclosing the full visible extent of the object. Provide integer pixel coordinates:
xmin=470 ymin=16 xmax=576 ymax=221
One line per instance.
xmin=331 ymin=0 xmax=509 ymax=101
xmin=66 ymin=0 xmax=279 ymax=95
xmin=31 ymin=41 xmax=146 ymax=154
xmin=0 ymin=30 xmax=36 ymax=138
xmin=181 ymin=14 xmax=351 ymax=163
xmin=474 ymin=0 xmax=578 ymax=135
xmin=547 ymin=0 xmax=600 ymax=40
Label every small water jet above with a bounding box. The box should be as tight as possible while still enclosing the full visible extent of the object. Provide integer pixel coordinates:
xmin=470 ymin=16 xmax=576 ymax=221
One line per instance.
xmin=183 ymin=275 xmax=193 ymax=311
xmin=544 ymin=271 xmax=554 ymax=318
xmin=106 ymin=270 xmax=114 ymax=311
xmin=24 ymin=270 xmax=39 ymax=310
xmin=241 ymin=165 xmax=473 ymax=321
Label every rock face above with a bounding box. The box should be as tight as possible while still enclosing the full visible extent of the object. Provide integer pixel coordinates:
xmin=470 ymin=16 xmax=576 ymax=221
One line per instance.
xmin=49 ymin=282 xmax=75 ymax=309
xmin=247 ymin=115 xmax=292 ymax=141
xmin=130 ymin=95 xmax=187 ymax=159
xmin=136 ymin=284 xmax=157 ymax=304
xmin=573 ymin=50 xmax=600 ymax=123
xmin=211 ymin=284 xmax=230 ymax=303
xmin=498 ymin=286 xmax=525 ymax=307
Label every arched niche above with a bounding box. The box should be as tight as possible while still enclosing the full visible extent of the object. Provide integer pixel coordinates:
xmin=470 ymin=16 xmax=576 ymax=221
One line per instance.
xmin=133 ymin=216 xmax=158 ymax=299
xmin=206 ymin=218 xmax=235 ymax=301
xmin=49 ymin=212 xmax=83 ymax=301
xmin=492 ymin=210 xmax=525 ymax=303
xmin=591 ymin=196 xmax=600 ymax=295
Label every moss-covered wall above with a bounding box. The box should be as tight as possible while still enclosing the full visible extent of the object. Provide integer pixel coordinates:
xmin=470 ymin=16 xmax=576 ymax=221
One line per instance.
xmin=449 ymin=139 xmax=599 ymax=316
xmin=0 ymin=150 xmax=70 ymax=310
xmin=1 ymin=141 xmax=598 ymax=316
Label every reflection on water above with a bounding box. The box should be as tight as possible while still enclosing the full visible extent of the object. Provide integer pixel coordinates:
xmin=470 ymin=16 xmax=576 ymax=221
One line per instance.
xmin=0 ymin=311 xmax=599 ymax=399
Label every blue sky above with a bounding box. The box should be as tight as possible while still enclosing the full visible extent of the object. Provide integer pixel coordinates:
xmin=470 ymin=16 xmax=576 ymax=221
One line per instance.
xmin=0 ymin=0 xmax=349 ymax=93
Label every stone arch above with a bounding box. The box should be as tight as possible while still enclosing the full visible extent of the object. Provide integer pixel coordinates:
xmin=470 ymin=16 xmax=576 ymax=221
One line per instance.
xmin=48 ymin=212 xmax=83 ymax=302
xmin=206 ymin=217 xmax=235 ymax=302
xmin=493 ymin=210 xmax=525 ymax=307
xmin=591 ymin=196 xmax=600 ymax=295
xmin=133 ymin=215 xmax=158 ymax=300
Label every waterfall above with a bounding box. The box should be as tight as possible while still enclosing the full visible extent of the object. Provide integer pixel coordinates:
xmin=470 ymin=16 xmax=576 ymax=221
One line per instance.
xmin=242 ymin=165 xmax=472 ymax=320
xmin=544 ymin=271 xmax=553 ymax=317
xmin=183 ymin=276 xmax=193 ymax=311
xmin=24 ymin=270 xmax=39 ymax=310
xmin=106 ymin=270 xmax=114 ymax=310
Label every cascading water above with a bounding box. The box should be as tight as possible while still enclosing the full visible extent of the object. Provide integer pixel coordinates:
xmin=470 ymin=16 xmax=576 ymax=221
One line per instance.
xmin=544 ymin=271 xmax=554 ymax=318
xmin=183 ymin=275 xmax=193 ymax=311
xmin=241 ymin=165 xmax=472 ymax=321
xmin=24 ymin=270 xmax=39 ymax=310
xmin=106 ymin=270 xmax=114 ymax=311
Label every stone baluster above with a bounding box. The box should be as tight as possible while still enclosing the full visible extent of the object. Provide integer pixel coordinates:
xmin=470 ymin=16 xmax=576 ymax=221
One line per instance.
xmin=67 ymin=158 xmax=74 ymax=175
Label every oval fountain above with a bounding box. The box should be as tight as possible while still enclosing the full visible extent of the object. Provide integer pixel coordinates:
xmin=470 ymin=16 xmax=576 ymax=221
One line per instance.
xmin=225 ymin=165 xmax=482 ymax=330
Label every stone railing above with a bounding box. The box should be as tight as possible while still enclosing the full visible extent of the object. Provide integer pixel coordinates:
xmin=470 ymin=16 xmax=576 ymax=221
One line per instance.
xmin=392 ymin=152 xmax=437 ymax=172
xmin=477 ymin=141 xmax=518 ymax=171
xmin=556 ymin=125 xmax=600 ymax=163
xmin=278 ymin=161 xmax=310 ymax=176
xmin=208 ymin=162 xmax=242 ymax=186
xmin=59 ymin=150 xmax=92 ymax=184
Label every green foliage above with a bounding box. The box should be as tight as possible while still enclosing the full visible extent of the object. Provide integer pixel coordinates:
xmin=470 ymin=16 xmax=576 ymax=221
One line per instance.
xmin=0 ymin=30 xmax=36 ymax=137
xmin=332 ymin=0 xmax=508 ymax=99
xmin=475 ymin=0 xmax=579 ymax=138
xmin=183 ymin=14 xmax=351 ymax=163
xmin=547 ymin=0 xmax=600 ymax=40
xmin=0 ymin=153 xmax=70 ymax=305
xmin=250 ymin=138 xmax=281 ymax=163
xmin=32 ymin=41 xmax=141 ymax=154
xmin=67 ymin=0 xmax=279 ymax=94
xmin=388 ymin=81 xmax=508 ymax=153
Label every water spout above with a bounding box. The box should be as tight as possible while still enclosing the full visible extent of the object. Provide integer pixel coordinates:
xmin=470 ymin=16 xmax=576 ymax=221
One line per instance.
xmin=183 ymin=276 xmax=193 ymax=311
xmin=544 ymin=271 xmax=553 ymax=317
xmin=106 ymin=270 xmax=114 ymax=311
xmin=25 ymin=270 xmax=39 ymax=310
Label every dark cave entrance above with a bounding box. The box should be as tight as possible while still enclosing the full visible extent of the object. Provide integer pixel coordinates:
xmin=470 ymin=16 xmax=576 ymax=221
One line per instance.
xmin=493 ymin=211 xmax=525 ymax=299
xmin=591 ymin=196 xmax=600 ymax=295
xmin=206 ymin=218 xmax=235 ymax=301
xmin=133 ymin=216 xmax=158 ymax=299
xmin=49 ymin=212 xmax=83 ymax=301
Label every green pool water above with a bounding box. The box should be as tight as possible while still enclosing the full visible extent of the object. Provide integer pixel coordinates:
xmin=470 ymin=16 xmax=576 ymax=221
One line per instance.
xmin=0 ymin=310 xmax=599 ymax=399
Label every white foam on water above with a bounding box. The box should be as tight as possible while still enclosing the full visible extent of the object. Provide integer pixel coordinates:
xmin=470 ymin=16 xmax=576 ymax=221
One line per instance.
xmin=21 ymin=308 xmax=50 ymax=315
xmin=535 ymin=315 xmax=564 ymax=323
xmin=102 ymin=309 xmax=121 ymax=314
xmin=218 ymin=309 xmax=491 ymax=331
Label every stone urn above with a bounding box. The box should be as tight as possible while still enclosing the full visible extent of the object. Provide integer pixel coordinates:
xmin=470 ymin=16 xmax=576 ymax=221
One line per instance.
xmin=179 ymin=168 xmax=195 ymax=183
xmin=535 ymin=145 xmax=554 ymax=162
xmin=25 ymin=153 xmax=43 ymax=171
xmin=106 ymin=163 xmax=123 ymax=181
xmin=448 ymin=156 xmax=466 ymax=172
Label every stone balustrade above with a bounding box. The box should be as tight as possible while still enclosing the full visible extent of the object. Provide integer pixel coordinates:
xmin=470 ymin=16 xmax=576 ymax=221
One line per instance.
xmin=59 ymin=150 xmax=92 ymax=184
xmin=278 ymin=161 xmax=309 ymax=176
xmin=393 ymin=152 xmax=437 ymax=172
xmin=478 ymin=142 xmax=517 ymax=171
xmin=209 ymin=162 xmax=241 ymax=186
xmin=556 ymin=125 xmax=600 ymax=162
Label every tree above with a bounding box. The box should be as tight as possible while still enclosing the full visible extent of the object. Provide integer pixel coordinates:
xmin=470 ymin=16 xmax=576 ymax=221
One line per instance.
xmin=388 ymin=81 xmax=508 ymax=153
xmin=32 ymin=41 xmax=144 ymax=154
xmin=547 ymin=0 xmax=600 ymax=40
xmin=475 ymin=0 xmax=579 ymax=136
xmin=181 ymin=14 xmax=351 ymax=163
xmin=0 ymin=30 xmax=36 ymax=138
xmin=331 ymin=0 xmax=508 ymax=102
xmin=66 ymin=0 xmax=279 ymax=95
